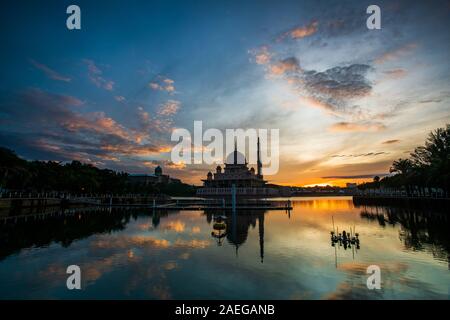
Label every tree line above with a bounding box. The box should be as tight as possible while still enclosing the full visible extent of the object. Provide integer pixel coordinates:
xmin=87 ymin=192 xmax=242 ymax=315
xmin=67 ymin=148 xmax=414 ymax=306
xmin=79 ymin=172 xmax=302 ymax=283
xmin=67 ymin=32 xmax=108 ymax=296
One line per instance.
xmin=358 ymin=124 xmax=450 ymax=196
xmin=0 ymin=148 xmax=196 ymax=196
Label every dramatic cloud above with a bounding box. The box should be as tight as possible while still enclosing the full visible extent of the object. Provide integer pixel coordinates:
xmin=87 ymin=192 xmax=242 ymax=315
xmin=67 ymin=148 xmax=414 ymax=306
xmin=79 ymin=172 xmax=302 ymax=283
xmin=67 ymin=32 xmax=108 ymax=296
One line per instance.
xmin=0 ymin=89 xmax=170 ymax=165
xmin=302 ymin=64 xmax=372 ymax=101
xmin=83 ymin=59 xmax=114 ymax=91
xmin=250 ymin=47 xmax=373 ymax=114
xmin=329 ymin=122 xmax=386 ymax=132
xmin=29 ymin=59 xmax=71 ymax=82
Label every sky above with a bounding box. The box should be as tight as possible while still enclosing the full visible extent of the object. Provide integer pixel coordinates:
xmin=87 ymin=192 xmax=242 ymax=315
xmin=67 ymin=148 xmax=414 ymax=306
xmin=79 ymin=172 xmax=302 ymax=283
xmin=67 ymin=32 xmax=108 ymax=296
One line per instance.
xmin=0 ymin=0 xmax=449 ymax=186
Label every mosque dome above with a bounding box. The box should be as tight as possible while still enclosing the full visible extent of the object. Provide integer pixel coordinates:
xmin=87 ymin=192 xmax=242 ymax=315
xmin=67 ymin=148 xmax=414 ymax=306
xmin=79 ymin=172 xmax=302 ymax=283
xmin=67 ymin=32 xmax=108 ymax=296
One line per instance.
xmin=226 ymin=150 xmax=246 ymax=165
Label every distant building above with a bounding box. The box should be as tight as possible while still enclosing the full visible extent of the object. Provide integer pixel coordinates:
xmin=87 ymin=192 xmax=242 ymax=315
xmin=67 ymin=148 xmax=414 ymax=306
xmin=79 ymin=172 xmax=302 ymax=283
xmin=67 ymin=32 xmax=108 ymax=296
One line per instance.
xmin=128 ymin=165 xmax=181 ymax=186
xmin=346 ymin=183 xmax=357 ymax=189
xmin=197 ymin=138 xmax=278 ymax=198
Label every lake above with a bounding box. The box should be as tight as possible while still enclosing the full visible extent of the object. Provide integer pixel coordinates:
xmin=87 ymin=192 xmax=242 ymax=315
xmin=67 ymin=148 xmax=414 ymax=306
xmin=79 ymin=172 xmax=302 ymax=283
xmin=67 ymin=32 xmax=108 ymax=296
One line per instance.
xmin=0 ymin=196 xmax=448 ymax=299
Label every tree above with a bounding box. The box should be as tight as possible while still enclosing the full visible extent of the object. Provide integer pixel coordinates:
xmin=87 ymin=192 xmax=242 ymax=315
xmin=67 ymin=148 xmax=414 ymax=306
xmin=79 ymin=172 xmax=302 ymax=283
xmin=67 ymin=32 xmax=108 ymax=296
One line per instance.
xmin=389 ymin=158 xmax=413 ymax=175
xmin=410 ymin=124 xmax=450 ymax=193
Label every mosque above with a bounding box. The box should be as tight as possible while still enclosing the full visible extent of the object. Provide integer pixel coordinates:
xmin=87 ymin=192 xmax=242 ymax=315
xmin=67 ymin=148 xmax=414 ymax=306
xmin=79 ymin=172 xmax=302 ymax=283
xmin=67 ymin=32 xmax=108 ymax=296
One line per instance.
xmin=196 ymin=138 xmax=278 ymax=198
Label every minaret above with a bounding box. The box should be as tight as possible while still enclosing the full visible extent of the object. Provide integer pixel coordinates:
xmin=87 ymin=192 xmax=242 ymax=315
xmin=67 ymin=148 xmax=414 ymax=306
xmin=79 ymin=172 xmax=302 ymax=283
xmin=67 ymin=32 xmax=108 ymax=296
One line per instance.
xmin=234 ymin=138 xmax=238 ymax=165
xmin=257 ymin=137 xmax=262 ymax=177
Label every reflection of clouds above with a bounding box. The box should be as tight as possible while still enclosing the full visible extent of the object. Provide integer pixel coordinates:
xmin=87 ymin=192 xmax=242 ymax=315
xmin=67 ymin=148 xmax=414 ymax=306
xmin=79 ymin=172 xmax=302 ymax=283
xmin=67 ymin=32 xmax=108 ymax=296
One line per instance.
xmin=325 ymin=261 xmax=445 ymax=299
xmin=338 ymin=262 xmax=407 ymax=274
xmin=191 ymin=226 xmax=201 ymax=234
xmin=150 ymin=284 xmax=171 ymax=299
xmin=179 ymin=252 xmax=191 ymax=260
xmin=92 ymin=235 xmax=170 ymax=249
xmin=174 ymin=239 xmax=210 ymax=249
xmin=162 ymin=220 xmax=185 ymax=233
xmin=137 ymin=222 xmax=153 ymax=231
xmin=39 ymin=252 xmax=137 ymax=288
xmin=164 ymin=261 xmax=178 ymax=270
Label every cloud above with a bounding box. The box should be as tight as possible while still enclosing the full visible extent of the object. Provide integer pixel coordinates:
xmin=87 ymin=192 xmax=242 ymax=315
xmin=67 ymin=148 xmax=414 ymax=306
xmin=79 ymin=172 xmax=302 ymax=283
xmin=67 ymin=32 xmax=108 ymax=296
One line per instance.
xmin=269 ymin=57 xmax=300 ymax=76
xmin=279 ymin=20 xmax=319 ymax=41
xmin=331 ymin=152 xmax=388 ymax=158
xmin=137 ymin=106 xmax=175 ymax=133
xmin=114 ymin=95 xmax=126 ymax=102
xmin=329 ymin=121 xmax=386 ymax=132
xmin=382 ymin=139 xmax=400 ymax=144
xmin=302 ymin=64 xmax=372 ymax=101
xmin=29 ymin=59 xmax=71 ymax=82
xmin=383 ymin=68 xmax=407 ymax=79
xmin=158 ymin=100 xmax=180 ymax=116
xmin=0 ymin=89 xmax=171 ymax=165
xmin=375 ymin=43 xmax=417 ymax=64
xmin=249 ymin=46 xmax=272 ymax=65
xmin=321 ymin=174 xmax=387 ymax=179
xmin=252 ymin=52 xmax=373 ymax=114
xmin=149 ymin=76 xmax=176 ymax=93
xmin=83 ymin=59 xmax=114 ymax=91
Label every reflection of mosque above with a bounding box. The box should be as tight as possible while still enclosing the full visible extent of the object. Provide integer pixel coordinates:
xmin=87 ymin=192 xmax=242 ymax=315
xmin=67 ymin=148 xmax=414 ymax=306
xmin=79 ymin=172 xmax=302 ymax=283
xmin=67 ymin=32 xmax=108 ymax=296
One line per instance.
xmin=205 ymin=210 xmax=266 ymax=263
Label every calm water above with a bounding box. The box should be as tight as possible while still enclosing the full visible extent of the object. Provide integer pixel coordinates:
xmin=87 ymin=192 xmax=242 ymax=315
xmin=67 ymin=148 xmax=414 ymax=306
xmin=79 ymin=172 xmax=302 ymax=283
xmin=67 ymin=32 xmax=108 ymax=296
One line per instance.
xmin=0 ymin=197 xmax=449 ymax=299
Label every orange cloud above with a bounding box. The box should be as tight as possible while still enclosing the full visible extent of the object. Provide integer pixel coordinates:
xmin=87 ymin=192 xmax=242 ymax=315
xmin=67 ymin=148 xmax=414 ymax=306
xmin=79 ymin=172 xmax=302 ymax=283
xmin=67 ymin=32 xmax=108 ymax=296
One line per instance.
xmin=290 ymin=21 xmax=319 ymax=39
xmin=278 ymin=21 xmax=318 ymax=41
xmin=249 ymin=46 xmax=272 ymax=65
xmin=149 ymin=76 xmax=176 ymax=93
xmin=269 ymin=57 xmax=300 ymax=75
xmin=158 ymin=100 xmax=181 ymax=116
xmin=329 ymin=122 xmax=386 ymax=132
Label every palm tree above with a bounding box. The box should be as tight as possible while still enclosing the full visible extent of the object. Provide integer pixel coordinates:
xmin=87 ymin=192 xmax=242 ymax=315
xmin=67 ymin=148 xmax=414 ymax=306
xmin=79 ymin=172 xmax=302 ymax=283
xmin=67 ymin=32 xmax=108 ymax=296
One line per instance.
xmin=389 ymin=158 xmax=413 ymax=175
xmin=411 ymin=124 xmax=450 ymax=194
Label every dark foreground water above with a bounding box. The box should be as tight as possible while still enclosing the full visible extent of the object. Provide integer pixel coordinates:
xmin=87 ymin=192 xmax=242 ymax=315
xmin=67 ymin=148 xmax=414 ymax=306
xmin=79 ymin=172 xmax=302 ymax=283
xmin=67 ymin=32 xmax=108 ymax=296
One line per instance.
xmin=0 ymin=197 xmax=448 ymax=299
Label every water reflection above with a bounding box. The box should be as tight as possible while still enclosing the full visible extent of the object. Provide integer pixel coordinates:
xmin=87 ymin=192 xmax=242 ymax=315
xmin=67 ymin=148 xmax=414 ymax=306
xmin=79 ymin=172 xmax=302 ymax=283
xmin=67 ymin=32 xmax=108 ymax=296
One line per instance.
xmin=357 ymin=204 xmax=449 ymax=264
xmin=0 ymin=198 xmax=449 ymax=299
xmin=204 ymin=210 xmax=266 ymax=262
xmin=1 ymin=202 xmax=449 ymax=265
